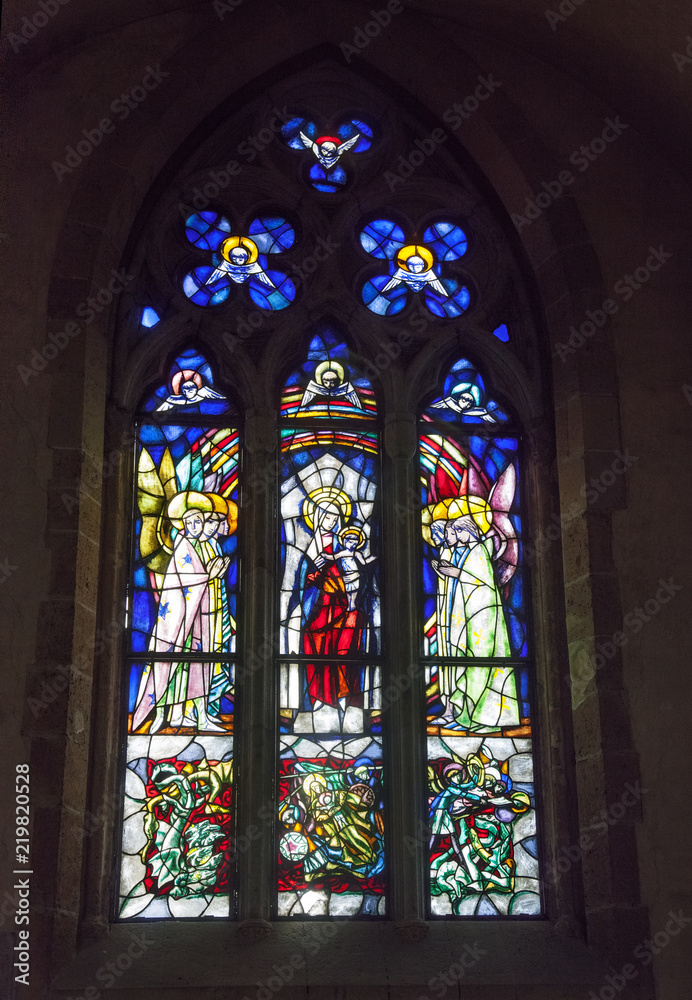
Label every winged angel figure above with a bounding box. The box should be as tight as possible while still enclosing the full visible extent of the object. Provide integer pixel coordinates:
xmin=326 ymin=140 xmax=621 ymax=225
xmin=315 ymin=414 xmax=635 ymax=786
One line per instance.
xmin=282 ymin=116 xmax=373 ymax=192
xmin=182 ymin=213 xmax=295 ymax=311
xmin=156 ymin=369 xmax=227 ymax=411
xmin=132 ymin=437 xmax=238 ymax=734
xmin=359 ymin=219 xmax=470 ymax=318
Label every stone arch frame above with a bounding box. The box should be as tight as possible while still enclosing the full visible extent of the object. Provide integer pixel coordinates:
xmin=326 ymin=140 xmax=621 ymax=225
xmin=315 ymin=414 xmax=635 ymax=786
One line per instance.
xmin=36 ymin=45 xmax=646 ymax=995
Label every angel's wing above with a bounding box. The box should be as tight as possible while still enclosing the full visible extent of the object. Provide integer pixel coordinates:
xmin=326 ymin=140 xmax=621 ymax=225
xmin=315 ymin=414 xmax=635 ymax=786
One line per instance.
xmin=337 ymin=132 xmax=360 ymax=156
xmin=425 ymin=272 xmax=448 ymax=297
xmin=299 ymin=387 xmax=318 ymax=409
xmin=380 ymin=269 xmax=405 ymax=295
xmin=138 ymin=447 xmax=177 ymax=578
xmin=204 ymin=264 xmax=230 ymax=286
xmin=197 ymin=385 xmax=226 ymax=401
xmin=344 ymin=386 xmax=362 ymax=409
xmin=488 ymin=464 xmax=518 ymax=583
xmin=489 ymin=464 xmax=516 ymax=514
xmin=249 ymin=263 xmax=276 ymax=288
xmin=462 ymin=405 xmax=497 ymax=424
xmin=299 ymin=131 xmax=316 ymax=153
xmin=156 ymin=394 xmax=186 ymax=411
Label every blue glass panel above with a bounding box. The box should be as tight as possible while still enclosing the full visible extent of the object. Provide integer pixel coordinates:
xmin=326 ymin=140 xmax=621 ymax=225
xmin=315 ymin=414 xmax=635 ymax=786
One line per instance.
xmin=339 ymin=118 xmax=373 ymax=152
xmin=493 ymin=323 xmax=509 ymax=342
xmin=424 ymin=280 xmax=470 ymax=318
xmin=309 ymin=162 xmax=346 ymax=192
xmin=184 ymin=212 xmax=232 ymax=250
xmin=248 ymin=271 xmax=295 ymax=311
xmin=282 ymin=117 xmax=317 ymax=149
xmin=248 ymin=216 xmax=296 ymax=253
xmin=422 ymin=222 xmax=468 ymax=261
xmin=360 ymin=220 xmax=405 ymax=259
xmin=182 ymin=266 xmax=231 ymax=306
xmin=362 ymin=275 xmax=408 ymax=316
xmin=141 ymin=307 xmax=160 ymax=328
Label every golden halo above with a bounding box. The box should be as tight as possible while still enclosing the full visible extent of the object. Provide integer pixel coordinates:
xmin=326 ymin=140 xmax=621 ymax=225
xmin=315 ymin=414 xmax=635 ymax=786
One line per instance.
xmin=421 ymin=503 xmax=446 ymax=546
xmin=302 ymin=486 xmax=352 ymax=531
xmin=166 ymin=490 xmax=213 ymax=530
xmin=397 ymin=243 xmax=434 ymax=271
xmin=303 ymin=773 xmax=327 ymax=797
xmin=446 ymin=495 xmax=493 ymax=535
xmin=423 ymin=495 xmax=492 ymax=536
xmin=205 ymin=492 xmax=238 ymax=536
xmin=315 ymin=359 xmax=345 ymax=385
xmin=220 ymin=235 xmax=259 ymax=265
xmin=339 ymin=525 xmax=366 ymax=550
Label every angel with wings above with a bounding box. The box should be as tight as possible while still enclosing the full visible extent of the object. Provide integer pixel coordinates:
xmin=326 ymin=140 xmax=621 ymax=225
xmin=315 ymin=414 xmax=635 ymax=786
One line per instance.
xmin=429 ymin=384 xmax=497 ymax=423
xmin=380 ymin=246 xmax=448 ymax=297
xmin=299 ymin=131 xmax=361 ymax=170
xmin=205 ymin=235 xmax=276 ymax=289
xmin=282 ymin=116 xmax=373 ymax=192
xmin=182 ymin=213 xmax=296 ymax=311
xmin=156 ymin=369 xmax=227 ymax=411
xmin=298 ymin=360 xmax=362 ymax=413
xmin=360 ymin=219 xmax=471 ymax=318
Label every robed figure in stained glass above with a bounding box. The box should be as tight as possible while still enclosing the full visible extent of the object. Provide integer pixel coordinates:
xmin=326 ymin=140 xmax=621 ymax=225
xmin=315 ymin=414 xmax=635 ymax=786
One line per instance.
xmin=431 ymin=504 xmax=517 ymax=731
xmin=277 ymin=332 xmax=385 ymax=918
xmin=420 ymin=423 xmax=523 ymax=732
xmin=297 ymin=489 xmax=376 ymax=709
xmin=428 ymin=749 xmax=530 ymax=912
xmin=133 ymin=491 xmax=234 ymax=733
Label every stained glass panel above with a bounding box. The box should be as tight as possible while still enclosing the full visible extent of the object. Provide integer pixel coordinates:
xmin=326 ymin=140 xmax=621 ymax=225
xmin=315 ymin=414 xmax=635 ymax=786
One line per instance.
xmin=280 ymin=330 xmax=377 ymax=420
xmin=182 ymin=212 xmax=296 ymax=311
xmin=120 ymin=354 xmax=238 ymax=919
xmin=419 ymin=431 xmax=524 ymax=659
xmin=421 ymin=357 xmax=509 ymax=425
xmin=119 ymin=726 xmax=235 ymax=919
xmin=141 ymin=349 xmax=234 ymax=415
xmin=427 ymin=729 xmax=539 ymax=916
xmin=277 ymin=403 xmax=384 ymax=916
xmin=421 ymin=358 xmax=539 ymax=917
xmin=282 ymin=116 xmax=373 ymax=192
xmin=141 ymin=307 xmax=160 ymax=328
xmin=130 ymin=426 xmax=239 ymax=661
xmin=359 ymin=218 xmax=471 ymax=318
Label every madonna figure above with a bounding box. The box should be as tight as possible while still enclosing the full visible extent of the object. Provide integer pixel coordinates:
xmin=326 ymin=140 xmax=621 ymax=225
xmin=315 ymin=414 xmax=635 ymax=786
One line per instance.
xmin=298 ymin=489 xmax=374 ymax=710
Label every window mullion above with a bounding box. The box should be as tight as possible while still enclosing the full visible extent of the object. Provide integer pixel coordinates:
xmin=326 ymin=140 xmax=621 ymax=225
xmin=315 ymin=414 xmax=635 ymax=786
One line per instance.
xmin=383 ymin=410 xmax=428 ymax=929
xmin=236 ymin=409 xmax=277 ymax=926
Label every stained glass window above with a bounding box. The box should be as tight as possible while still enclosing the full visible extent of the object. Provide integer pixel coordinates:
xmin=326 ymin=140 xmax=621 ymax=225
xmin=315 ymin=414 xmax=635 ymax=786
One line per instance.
xmin=118 ymin=349 xmax=238 ymax=919
xmin=281 ymin=115 xmax=373 ymax=192
xmin=359 ymin=218 xmax=470 ymax=317
xmin=420 ymin=358 xmax=540 ymax=917
xmin=277 ymin=329 xmax=385 ymax=917
xmin=182 ymin=212 xmax=296 ymax=310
